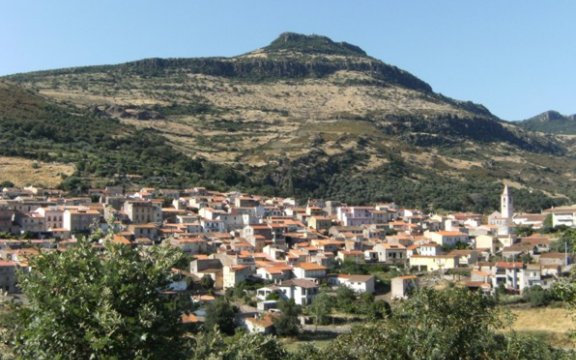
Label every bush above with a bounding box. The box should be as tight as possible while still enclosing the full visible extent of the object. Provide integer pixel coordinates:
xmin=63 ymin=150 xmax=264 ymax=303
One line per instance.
xmin=523 ymin=286 xmax=551 ymax=307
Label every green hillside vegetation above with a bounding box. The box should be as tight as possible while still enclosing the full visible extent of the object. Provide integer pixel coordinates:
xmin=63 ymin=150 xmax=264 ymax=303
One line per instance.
xmin=0 ymin=81 xmax=247 ymax=191
xmin=3 ymin=33 xmax=576 ymax=211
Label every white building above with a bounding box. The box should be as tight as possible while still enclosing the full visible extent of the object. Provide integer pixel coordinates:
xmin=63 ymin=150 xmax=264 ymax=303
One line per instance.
xmin=332 ymin=274 xmax=375 ymax=294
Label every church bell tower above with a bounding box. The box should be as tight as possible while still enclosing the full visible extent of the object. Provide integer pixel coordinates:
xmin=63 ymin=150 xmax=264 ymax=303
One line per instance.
xmin=501 ymin=184 xmax=513 ymax=219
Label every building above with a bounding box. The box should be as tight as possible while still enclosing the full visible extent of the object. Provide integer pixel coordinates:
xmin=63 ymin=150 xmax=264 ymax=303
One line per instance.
xmin=63 ymin=208 xmax=101 ymax=232
xmin=409 ymin=255 xmax=459 ymax=272
xmin=391 ymin=275 xmax=417 ymax=299
xmin=373 ymin=243 xmax=407 ymax=264
xmin=501 ymin=184 xmax=513 ymax=219
xmin=332 ymin=274 xmax=375 ymax=294
xmin=425 ymin=231 xmax=469 ymax=247
xmin=308 ymin=216 xmax=332 ymax=232
xmin=223 ymin=265 xmax=252 ymax=289
xmin=123 ymin=200 xmax=162 ymax=224
xmin=292 ymin=262 xmax=327 ymax=279
xmin=277 ymin=279 xmax=319 ymax=305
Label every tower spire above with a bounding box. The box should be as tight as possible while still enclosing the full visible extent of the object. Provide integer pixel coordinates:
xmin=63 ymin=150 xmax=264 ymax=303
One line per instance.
xmin=501 ymin=184 xmax=513 ymax=219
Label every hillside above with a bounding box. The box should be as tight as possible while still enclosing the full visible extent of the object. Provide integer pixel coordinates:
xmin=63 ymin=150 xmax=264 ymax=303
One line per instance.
xmin=3 ymin=33 xmax=576 ymax=211
xmin=517 ymin=110 xmax=576 ymax=134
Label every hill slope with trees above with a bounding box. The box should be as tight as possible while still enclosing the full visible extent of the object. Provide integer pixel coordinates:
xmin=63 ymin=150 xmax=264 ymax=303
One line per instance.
xmin=3 ymin=34 xmax=576 ymax=211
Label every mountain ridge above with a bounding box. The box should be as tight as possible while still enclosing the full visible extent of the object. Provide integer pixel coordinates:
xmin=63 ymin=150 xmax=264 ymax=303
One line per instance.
xmin=517 ymin=110 xmax=576 ymax=134
xmin=1 ymin=33 xmax=575 ymax=211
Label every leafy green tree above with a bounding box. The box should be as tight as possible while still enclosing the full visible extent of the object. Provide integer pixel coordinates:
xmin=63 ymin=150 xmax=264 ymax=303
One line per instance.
xmin=555 ymin=228 xmax=576 ymax=253
xmin=365 ymin=299 xmax=391 ymax=321
xmin=190 ymin=329 xmax=288 ymax=360
xmin=310 ymin=291 xmax=333 ymax=330
xmin=523 ymin=286 xmax=551 ymax=307
xmin=338 ymin=259 xmax=368 ymax=275
xmin=335 ymin=286 xmax=356 ymax=313
xmin=515 ymin=225 xmax=534 ymax=237
xmin=0 ymin=180 xmax=14 ymax=188
xmin=223 ymin=331 xmax=288 ymax=359
xmin=204 ymin=297 xmax=238 ymax=335
xmin=542 ymin=214 xmax=554 ymax=232
xmin=6 ymin=238 xmax=189 ymax=359
xmin=200 ymin=274 xmax=215 ymax=290
xmin=273 ymin=299 xmax=301 ymax=337
xmin=323 ymin=287 xmax=505 ymax=359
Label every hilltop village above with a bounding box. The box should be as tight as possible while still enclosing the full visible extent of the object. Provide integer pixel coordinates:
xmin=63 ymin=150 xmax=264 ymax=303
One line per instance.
xmin=0 ymin=183 xmax=573 ymax=333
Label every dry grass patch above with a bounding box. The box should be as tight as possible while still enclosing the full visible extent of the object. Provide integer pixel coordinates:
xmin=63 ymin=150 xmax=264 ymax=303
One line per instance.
xmin=509 ymin=307 xmax=574 ymax=334
xmin=507 ymin=307 xmax=575 ymax=349
xmin=0 ymin=157 xmax=74 ymax=187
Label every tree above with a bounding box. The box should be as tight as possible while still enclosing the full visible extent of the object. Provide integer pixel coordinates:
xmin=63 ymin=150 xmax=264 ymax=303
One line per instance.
xmin=273 ymin=299 xmax=301 ymax=337
xmin=310 ymin=291 xmax=333 ymax=330
xmin=316 ymin=287 xmax=576 ymax=359
xmin=365 ymin=299 xmax=391 ymax=321
xmin=335 ymin=286 xmax=356 ymax=313
xmin=200 ymin=274 xmax=215 ymax=290
xmin=542 ymin=214 xmax=554 ymax=232
xmin=6 ymin=238 xmax=189 ymax=359
xmin=523 ymin=285 xmax=551 ymax=307
xmin=515 ymin=225 xmax=534 ymax=237
xmin=189 ymin=329 xmax=288 ymax=360
xmin=204 ymin=297 xmax=238 ymax=336
xmin=0 ymin=180 xmax=14 ymax=188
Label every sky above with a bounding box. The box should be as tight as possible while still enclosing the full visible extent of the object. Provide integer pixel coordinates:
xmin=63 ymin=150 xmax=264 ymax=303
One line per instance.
xmin=1 ymin=1 xmax=575 ymax=120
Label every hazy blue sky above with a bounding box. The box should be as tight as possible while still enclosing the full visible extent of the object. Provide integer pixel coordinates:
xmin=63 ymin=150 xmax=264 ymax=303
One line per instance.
xmin=2 ymin=1 xmax=575 ymax=120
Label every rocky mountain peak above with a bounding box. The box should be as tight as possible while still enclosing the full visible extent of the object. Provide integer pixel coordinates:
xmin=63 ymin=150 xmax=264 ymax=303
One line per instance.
xmin=262 ymin=32 xmax=368 ymax=57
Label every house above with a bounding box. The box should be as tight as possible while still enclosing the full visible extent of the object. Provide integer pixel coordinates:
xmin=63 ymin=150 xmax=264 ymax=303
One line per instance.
xmin=308 ymin=216 xmax=332 ymax=232
xmin=312 ymin=239 xmax=345 ymax=254
xmin=223 ymin=265 xmax=253 ymax=289
xmin=475 ymin=235 xmax=498 ymax=254
xmin=123 ymin=200 xmax=162 ymax=224
xmin=200 ymin=218 xmax=226 ymax=233
xmin=425 ymin=230 xmax=469 ymax=247
xmin=292 ymin=262 xmax=327 ymax=279
xmin=373 ymin=243 xmax=407 ymax=264
xmin=332 ymin=274 xmax=375 ymax=294
xmin=337 ymin=206 xmax=383 ymax=227
xmin=417 ymin=242 xmax=443 ymax=256
xmin=519 ymin=235 xmax=551 ymax=254
xmin=34 ymin=206 xmax=64 ymax=230
xmin=170 ymin=237 xmax=209 ymax=254
xmin=127 ymin=223 xmax=159 ymax=241
xmin=501 ymin=243 xmax=534 ymax=260
xmin=409 ymin=255 xmax=459 ymax=272
xmin=448 ymin=249 xmax=479 ymax=266
xmin=190 ymin=258 xmax=223 ymax=289
xmin=244 ymin=313 xmax=277 ymax=334
xmin=337 ymin=250 xmax=365 ymax=264
xmin=63 ymin=208 xmax=101 ymax=232
xmin=492 ymin=262 xmax=542 ymax=294
xmin=391 ymin=275 xmax=417 ymax=299
xmin=512 ymin=213 xmax=546 ymax=229
xmin=277 ymin=279 xmax=319 ymax=305
xmin=543 ymin=205 xmax=576 ymax=228
xmin=256 ymin=264 xmax=292 ymax=283
xmin=539 ymin=252 xmax=571 ymax=267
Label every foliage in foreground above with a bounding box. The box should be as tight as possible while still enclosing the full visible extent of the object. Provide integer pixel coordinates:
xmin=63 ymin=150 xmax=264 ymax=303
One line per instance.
xmin=317 ymin=288 xmax=574 ymax=360
xmin=4 ymin=238 xmax=189 ymax=359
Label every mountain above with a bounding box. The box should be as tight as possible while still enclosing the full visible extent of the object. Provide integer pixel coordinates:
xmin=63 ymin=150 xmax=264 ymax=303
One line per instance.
xmin=2 ymin=33 xmax=576 ymax=211
xmin=517 ymin=110 xmax=576 ymax=134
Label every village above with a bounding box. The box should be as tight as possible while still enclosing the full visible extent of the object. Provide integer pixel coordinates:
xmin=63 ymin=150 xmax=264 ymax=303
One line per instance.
xmin=0 ymin=183 xmax=573 ymax=335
